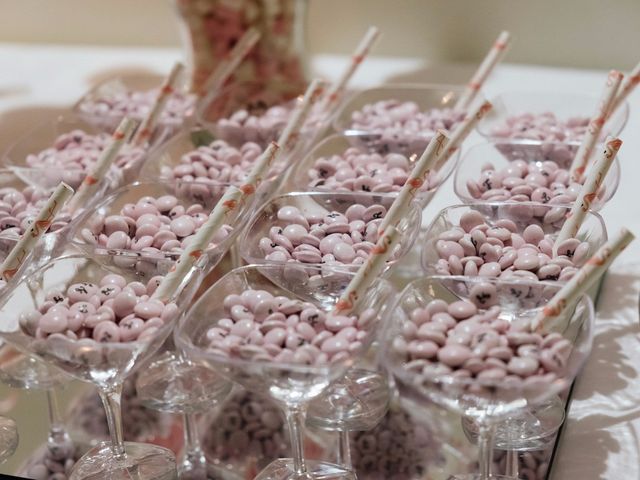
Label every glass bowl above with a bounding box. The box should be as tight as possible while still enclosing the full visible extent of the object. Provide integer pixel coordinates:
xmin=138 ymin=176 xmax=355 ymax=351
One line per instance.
xmin=421 ymin=203 xmax=607 ymax=279
xmin=332 ymin=83 xmax=473 ymax=157
xmin=1 ymin=115 xmax=148 ymax=190
xmin=196 ymin=79 xmax=305 ymax=147
xmin=176 ymin=263 xmax=395 ymax=480
xmin=72 ymin=76 xmax=196 ymax=140
xmin=238 ymin=191 xmax=421 ymax=275
xmin=477 ymin=91 xmax=630 ymax=140
xmin=69 ymin=180 xmax=251 ymax=267
xmin=454 ymin=140 xmax=621 ymax=210
xmin=283 ymin=132 xmax=461 ymax=208
xmin=381 ymin=275 xmax=594 ymax=480
xmin=138 ymin=127 xmax=287 ymax=201
xmin=0 ymin=251 xmax=199 ymax=387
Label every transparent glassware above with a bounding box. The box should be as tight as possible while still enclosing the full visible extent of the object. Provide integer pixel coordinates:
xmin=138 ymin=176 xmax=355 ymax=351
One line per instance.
xmin=0 ymin=251 xmax=204 ymax=480
xmin=196 ymin=79 xmax=331 ymax=165
xmin=175 ymin=264 xmax=395 ymax=480
xmin=172 ymin=0 xmax=308 ymax=94
xmin=138 ymin=126 xmax=288 ymax=203
xmin=135 ymin=351 xmax=234 ymax=480
xmin=283 ymin=133 xmax=461 ymax=208
xmin=200 ymin=387 xmax=292 ymax=478
xmin=197 ymin=80 xmax=304 ymax=146
xmin=306 ymin=367 xmax=390 ymax=471
xmin=476 ymin=91 xmax=630 ymax=140
xmin=0 ymin=169 xmax=90 ymax=259
xmin=421 ymin=202 xmax=608 ymax=280
xmin=0 ymin=416 xmax=17 ymax=464
xmin=72 ymin=75 xmax=197 ymax=142
xmin=238 ymin=191 xmax=421 ymax=270
xmin=454 ymin=140 xmax=621 ymax=210
xmin=332 ymin=83 xmax=473 ymax=157
xmin=66 ymin=180 xmax=252 ymax=479
xmin=461 ymin=395 xmax=565 ymax=451
xmin=1 ymin=115 xmax=149 ymax=190
xmin=68 ymin=180 xmax=250 ymax=265
xmin=381 ymin=275 xmax=594 ymax=480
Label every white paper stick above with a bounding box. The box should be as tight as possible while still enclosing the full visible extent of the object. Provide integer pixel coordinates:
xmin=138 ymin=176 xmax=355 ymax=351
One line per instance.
xmin=432 ymin=100 xmax=493 ymax=175
xmin=153 ymin=142 xmax=280 ymax=301
xmin=378 ymin=131 xmax=449 ymax=235
xmin=569 ymin=70 xmax=623 ymax=182
xmin=276 ymin=79 xmax=326 ymax=153
xmin=131 ymin=62 xmax=185 ymax=146
xmin=455 ymin=31 xmax=512 ymax=110
xmin=554 ymin=137 xmax=622 ymax=251
xmin=67 ymin=118 xmax=137 ymax=213
xmin=317 ymin=26 xmax=381 ymax=115
xmin=334 ymin=225 xmax=401 ymax=314
xmin=608 ymin=60 xmax=640 ymax=119
xmin=199 ymin=27 xmax=261 ymax=96
xmin=534 ymin=228 xmax=635 ymax=333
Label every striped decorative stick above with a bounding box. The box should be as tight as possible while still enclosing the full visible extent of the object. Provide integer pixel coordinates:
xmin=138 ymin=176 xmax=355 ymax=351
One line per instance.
xmin=455 ymin=31 xmax=512 ymax=110
xmin=199 ymin=27 xmax=261 ymax=96
xmin=316 ymin=26 xmax=381 ymax=115
xmin=334 ymin=225 xmax=401 ymax=315
xmin=568 ymin=70 xmax=623 ymax=182
xmin=276 ymin=79 xmax=326 ymax=153
xmin=534 ymin=228 xmax=635 ymax=333
xmin=131 ymin=62 xmax=185 ymax=146
xmin=0 ymin=182 xmax=74 ymax=281
xmin=431 ymin=100 xmax=493 ymax=175
xmin=67 ymin=118 xmax=137 ymax=213
xmin=377 ymin=130 xmax=449 ymax=236
xmin=607 ymin=60 xmax=640 ymax=119
xmin=554 ymin=137 xmax=622 ymax=252
xmin=152 ymin=142 xmax=280 ymax=302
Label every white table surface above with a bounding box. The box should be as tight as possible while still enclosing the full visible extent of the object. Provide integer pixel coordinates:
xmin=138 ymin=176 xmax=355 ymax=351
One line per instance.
xmin=1 ymin=43 xmax=639 ymax=479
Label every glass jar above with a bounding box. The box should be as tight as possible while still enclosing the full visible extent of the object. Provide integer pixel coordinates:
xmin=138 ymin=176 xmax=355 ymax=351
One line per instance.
xmin=173 ymin=0 xmax=308 ymax=94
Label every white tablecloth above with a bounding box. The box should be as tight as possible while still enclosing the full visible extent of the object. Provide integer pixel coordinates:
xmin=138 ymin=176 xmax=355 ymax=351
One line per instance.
xmin=0 ymin=43 xmax=638 ymax=479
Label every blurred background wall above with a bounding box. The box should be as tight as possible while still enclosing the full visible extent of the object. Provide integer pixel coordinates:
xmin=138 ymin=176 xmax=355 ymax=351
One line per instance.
xmin=0 ymin=0 xmax=638 ymax=70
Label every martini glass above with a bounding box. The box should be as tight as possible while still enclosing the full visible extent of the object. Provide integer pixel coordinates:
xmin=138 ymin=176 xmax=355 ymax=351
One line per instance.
xmin=0 ymin=251 xmax=204 ymax=479
xmin=175 ymin=264 xmax=395 ymax=480
xmin=381 ymin=275 xmax=594 ymax=480
xmin=306 ymin=367 xmax=390 ymax=471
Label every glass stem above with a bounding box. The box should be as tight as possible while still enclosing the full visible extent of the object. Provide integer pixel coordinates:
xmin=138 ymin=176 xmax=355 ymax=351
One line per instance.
xmin=505 ymin=449 xmax=519 ymax=478
xmin=45 ymin=388 xmax=69 ymax=447
xmin=336 ymin=428 xmax=353 ymax=470
xmin=98 ymin=383 xmax=126 ymax=460
xmin=477 ymin=421 xmax=496 ymax=480
xmin=182 ymin=412 xmax=205 ymax=468
xmin=285 ymin=405 xmax=308 ymax=476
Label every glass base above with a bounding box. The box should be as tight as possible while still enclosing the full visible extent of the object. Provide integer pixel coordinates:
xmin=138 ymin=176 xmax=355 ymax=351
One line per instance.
xmin=448 ymin=475 xmax=517 ymax=480
xmin=69 ymin=441 xmax=176 ymax=480
xmin=307 ymin=368 xmax=390 ymax=431
xmin=178 ymin=461 xmax=243 ymax=480
xmin=136 ymin=351 xmax=232 ymax=413
xmin=255 ymin=459 xmax=356 ymax=480
xmin=462 ymin=397 xmax=565 ymax=451
xmin=0 ymin=416 xmax=18 ymax=464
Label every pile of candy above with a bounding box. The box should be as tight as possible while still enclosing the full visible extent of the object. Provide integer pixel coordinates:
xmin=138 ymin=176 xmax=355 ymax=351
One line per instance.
xmin=206 ymin=290 xmax=375 ymax=364
xmin=19 ymin=274 xmax=178 ymax=343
